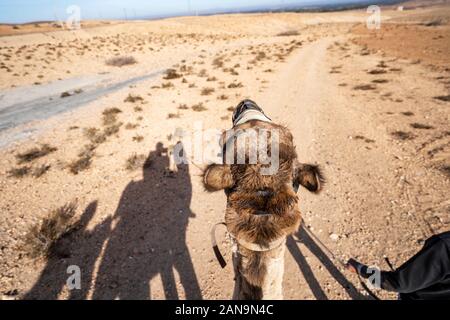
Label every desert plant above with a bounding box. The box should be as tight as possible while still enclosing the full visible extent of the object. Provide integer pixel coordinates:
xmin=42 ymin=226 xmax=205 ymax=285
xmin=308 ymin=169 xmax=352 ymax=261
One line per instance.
xmin=163 ymin=69 xmax=182 ymax=80
xmin=434 ymin=95 xmax=450 ymax=102
xmin=102 ymin=107 xmax=122 ymax=125
xmin=124 ymin=94 xmax=143 ymax=103
xmin=83 ymin=127 xmax=107 ymax=144
xmin=391 ymin=131 xmax=415 ymax=140
xmin=132 ymin=135 xmax=144 ymax=142
xmin=192 ymin=103 xmax=207 ymax=112
xmin=410 ymin=123 xmax=434 ymax=130
xmin=32 ymin=164 xmax=51 ymax=178
xmin=8 ymin=166 xmax=30 ymax=178
xmin=16 ymin=144 xmax=57 ymax=164
xmin=277 ymin=30 xmax=299 ymax=37
xmin=68 ymin=146 xmax=95 ymax=174
xmin=23 ymin=202 xmax=77 ymax=258
xmin=105 ymin=55 xmax=137 ymax=67
xmin=125 ymin=153 xmax=149 ymax=171
xmin=201 ymin=87 xmax=215 ymax=96
xmin=353 ymin=84 xmax=377 ymax=90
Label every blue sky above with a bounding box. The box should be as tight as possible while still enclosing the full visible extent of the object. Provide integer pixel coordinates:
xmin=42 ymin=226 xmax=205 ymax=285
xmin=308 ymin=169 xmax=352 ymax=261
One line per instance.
xmin=0 ymin=0 xmax=373 ymax=23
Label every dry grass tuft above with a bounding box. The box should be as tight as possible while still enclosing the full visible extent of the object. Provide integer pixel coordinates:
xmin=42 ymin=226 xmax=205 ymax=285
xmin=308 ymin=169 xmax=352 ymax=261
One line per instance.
xmin=277 ymin=30 xmax=299 ymax=37
xmin=102 ymin=107 xmax=122 ymax=125
xmin=83 ymin=127 xmax=107 ymax=144
xmin=8 ymin=166 xmax=30 ymax=178
xmin=434 ymin=95 xmax=450 ymax=102
xmin=132 ymin=135 xmax=144 ymax=142
xmin=168 ymin=112 xmax=181 ymax=119
xmin=192 ymin=103 xmax=207 ymax=112
xmin=201 ymin=87 xmax=215 ymax=96
xmin=391 ymin=131 xmax=415 ymax=140
xmin=23 ymin=202 xmax=77 ymax=258
xmin=125 ymin=123 xmax=139 ymax=130
xmin=105 ymin=56 xmax=137 ymax=67
xmin=68 ymin=145 xmax=95 ymax=174
xmin=103 ymin=123 xmax=122 ymax=136
xmin=228 ymin=82 xmax=243 ymax=89
xmin=353 ymin=84 xmax=377 ymax=91
xmin=163 ymin=69 xmax=182 ymax=80
xmin=16 ymin=144 xmax=57 ymax=164
xmin=410 ymin=123 xmax=434 ymax=130
xmin=32 ymin=164 xmax=51 ymax=178
xmin=125 ymin=153 xmax=151 ymax=171
xmin=162 ymin=82 xmax=174 ymax=88
xmin=124 ymin=94 xmax=143 ymax=103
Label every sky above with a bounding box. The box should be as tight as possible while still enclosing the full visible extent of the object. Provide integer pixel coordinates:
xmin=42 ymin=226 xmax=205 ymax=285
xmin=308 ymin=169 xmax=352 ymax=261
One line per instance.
xmin=0 ymin=0 xmax=376 ymax=23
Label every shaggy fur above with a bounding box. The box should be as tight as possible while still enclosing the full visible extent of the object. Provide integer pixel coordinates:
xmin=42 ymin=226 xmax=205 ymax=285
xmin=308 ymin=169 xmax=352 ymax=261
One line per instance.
xmin=203 ymin=111 xmax=324 ymax=299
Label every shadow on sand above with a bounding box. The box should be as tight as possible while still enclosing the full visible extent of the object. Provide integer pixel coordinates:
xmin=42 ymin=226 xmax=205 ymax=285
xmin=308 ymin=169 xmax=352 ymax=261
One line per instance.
xmin=287 ymin=225 xmax=367 ymax=300
xmin=24 ymin=142 xmax=202 ymax=300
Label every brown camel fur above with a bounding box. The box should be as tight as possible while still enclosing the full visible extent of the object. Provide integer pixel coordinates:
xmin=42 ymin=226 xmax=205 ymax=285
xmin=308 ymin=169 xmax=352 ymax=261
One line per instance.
xmin=203 ymin=101 xmax=324 ymax=299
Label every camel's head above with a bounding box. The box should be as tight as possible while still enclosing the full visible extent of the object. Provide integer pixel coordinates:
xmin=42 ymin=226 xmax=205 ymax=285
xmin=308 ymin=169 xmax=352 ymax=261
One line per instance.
xmin=202 ymin=100 xmax=324 ymax=246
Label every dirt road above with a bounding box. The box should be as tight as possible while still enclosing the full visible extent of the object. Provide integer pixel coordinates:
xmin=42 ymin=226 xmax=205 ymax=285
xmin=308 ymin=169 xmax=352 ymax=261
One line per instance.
xmin=1 ymin=9 xmax=449 ymax=300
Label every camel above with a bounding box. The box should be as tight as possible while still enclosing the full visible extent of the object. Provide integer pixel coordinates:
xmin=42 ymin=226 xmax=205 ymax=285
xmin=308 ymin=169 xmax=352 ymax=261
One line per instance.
xmin=203 ymin=100 xmax=324 ymax=300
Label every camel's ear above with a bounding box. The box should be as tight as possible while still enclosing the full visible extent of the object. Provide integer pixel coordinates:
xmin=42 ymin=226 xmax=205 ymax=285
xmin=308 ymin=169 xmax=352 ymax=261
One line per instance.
xmin=202 ymin=164 xmax=234 ymax=192
xmin=294 ymin=163 xmax=324 ymax=193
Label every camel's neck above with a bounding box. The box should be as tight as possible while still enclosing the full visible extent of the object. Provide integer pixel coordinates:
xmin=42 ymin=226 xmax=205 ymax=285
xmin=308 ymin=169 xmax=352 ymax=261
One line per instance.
xmin=232 ymin=239 xmax=286 ymax=300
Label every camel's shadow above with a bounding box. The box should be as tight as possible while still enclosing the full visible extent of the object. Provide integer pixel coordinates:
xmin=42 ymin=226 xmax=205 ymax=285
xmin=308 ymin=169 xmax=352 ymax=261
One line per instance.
xmin=24 ymin=142 xmax=202 ymax=300
xmin=287 ymin=225 xmax=367 ymax=300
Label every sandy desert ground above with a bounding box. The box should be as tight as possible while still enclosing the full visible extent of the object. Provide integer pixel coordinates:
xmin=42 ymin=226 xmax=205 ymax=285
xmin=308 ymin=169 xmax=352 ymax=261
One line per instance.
xmin=0 ymin=0 xmax=449 ymax=300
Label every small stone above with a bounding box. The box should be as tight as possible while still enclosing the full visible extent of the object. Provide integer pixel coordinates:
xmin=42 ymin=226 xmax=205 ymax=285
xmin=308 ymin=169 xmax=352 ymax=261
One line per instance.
xmin=329 ymin=233 xmax=339 ymax=242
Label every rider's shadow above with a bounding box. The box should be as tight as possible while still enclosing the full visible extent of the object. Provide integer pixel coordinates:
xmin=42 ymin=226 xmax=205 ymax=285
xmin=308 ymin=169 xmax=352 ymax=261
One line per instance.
xmin=23 ymin=200 xmax=112 ymax=300
xmin=287 ymin=225 xmax=367 ymax=300
xmin=92 ymin=142 xmax=202 ymax=300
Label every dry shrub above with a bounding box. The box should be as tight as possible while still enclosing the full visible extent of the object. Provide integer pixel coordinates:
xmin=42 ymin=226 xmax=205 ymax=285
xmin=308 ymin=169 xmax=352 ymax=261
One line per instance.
xmin=32 ymin=164 xmax=51 ymax=178
xmin=104 ymin=122 xmax=122 ymax=136
xmin=102 ymin=107 xmax=122 ymax=126
xmin=124 ymin=94 xmax=143 ymax=103
xmin=125 ymin=123 xmax=139 ymax=130
xmin=167 ymin=113 xmax=180 ymax=119
xmin=277 ymin=30 xmax=299 ymax=37
xmin=164 ymin=69 xmax=182 ymax=80
xmin=201 ymin=87 xmax=215 ymax=96
xmin=410 ymin=123 xmax=434 ymax=130
xmin=367 ymin=69 xmax=387 ymax=75
xmin=83 ymin=127 xmax=106 ymax=144
xmin=132 ymin=135 xmax=144 ymax=142
xmin=162 ymin=82 xmax=174 ymax=88
xmin=353 ymin=84 xmax=377 ymax=91
xmin=192 ymin=103 xmax=207 ymax=112
xmin=212 ymin=57 xmax=224 ymax=68
xmin=126 ymin=153 xmax=151 ymax=171
xmin=422 ymin=19 xmax=443 ymax=27
xmin=178 ymin=104 xmax=189 ymax=110
xmin=106 ymin=55 xmax=137 ymax=67
xmin=391 ymin=131 xmax=415 ymax=140
xmin=8 ymin=166 xmax=30 ymax=178
xmin=16 ymin=144 xmax=57 ymax=164
xmin=434 ymin=95 xmax=450 ymax=102
xmin=372 ymin=79 xmax=389 ymax=84
xmin=228 ymin=82 xmax=243 ymax=89
xmin=68 ymin=145 xmax=95 ymax=174
xmin=23 ymin=202 xmax=77 ymax=258
xmin=217 ymin=94 xmax=228 ymax=100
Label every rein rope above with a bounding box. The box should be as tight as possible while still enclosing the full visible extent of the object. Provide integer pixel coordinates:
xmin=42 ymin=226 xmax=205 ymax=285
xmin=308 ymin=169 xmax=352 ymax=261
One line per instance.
xmin=211 ymin=222 xmax=382 ymax=300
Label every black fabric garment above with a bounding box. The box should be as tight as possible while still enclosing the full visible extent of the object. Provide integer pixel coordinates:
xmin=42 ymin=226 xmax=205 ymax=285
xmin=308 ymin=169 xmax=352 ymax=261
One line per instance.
xmin=381 ymin=231 xmax=450 ymax=300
